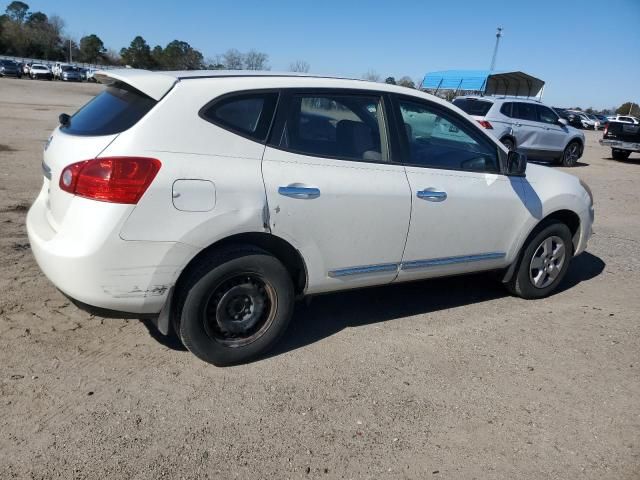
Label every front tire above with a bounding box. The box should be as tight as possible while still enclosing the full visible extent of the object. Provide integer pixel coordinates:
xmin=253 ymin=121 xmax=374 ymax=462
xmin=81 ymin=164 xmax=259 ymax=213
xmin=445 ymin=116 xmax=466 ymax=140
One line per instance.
xmin=506 ymin=221 xmax=573 ymax=299
xmin=612 ymin=149 xmax=630 ymax=161
xmin=561 ymin=141 xmax=581 ymax=167
xmin=176 ymin=247 xmax=295 ymax=366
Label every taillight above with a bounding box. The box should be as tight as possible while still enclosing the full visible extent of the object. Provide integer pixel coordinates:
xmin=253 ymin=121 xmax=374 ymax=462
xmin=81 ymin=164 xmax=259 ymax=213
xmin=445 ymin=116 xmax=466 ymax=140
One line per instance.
xmin=59 ymin=157 xmax=161 ymax=204
xmin=477 ymin=120 xmax=493 ymax=129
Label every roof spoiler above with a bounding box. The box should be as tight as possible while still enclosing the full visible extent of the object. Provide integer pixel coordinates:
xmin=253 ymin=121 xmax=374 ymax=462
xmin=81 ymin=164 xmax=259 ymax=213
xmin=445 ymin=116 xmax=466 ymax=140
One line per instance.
xmin=94 ymin=68 xmax=177 ymax=101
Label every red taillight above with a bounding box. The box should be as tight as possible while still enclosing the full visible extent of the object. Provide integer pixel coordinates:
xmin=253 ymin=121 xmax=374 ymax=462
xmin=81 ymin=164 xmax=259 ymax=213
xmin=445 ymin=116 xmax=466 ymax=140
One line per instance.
xmin=59 ymin=157 xmax=161 ymax=204
xmin=477 ymin=120 xmax=493 ymax=129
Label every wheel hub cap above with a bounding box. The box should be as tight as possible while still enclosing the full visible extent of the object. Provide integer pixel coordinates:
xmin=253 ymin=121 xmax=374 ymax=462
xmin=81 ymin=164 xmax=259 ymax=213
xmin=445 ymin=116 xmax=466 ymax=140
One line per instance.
xmin=529 ymin=235 xmax=566 ymax=289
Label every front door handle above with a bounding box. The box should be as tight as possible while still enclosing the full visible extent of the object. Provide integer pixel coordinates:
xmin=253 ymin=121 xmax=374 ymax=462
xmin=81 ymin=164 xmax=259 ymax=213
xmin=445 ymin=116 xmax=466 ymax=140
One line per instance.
xmin=278 ymin=185 xmax=321 ymax=199
xmin=514 ymin=123 xmax=523 ymax=127
xmin=417 ymin=189 xmax=447 ymax=202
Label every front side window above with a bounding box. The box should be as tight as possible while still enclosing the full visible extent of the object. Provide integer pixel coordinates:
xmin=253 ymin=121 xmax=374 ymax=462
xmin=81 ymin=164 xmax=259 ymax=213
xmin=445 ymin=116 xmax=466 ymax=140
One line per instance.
xmin=200 ymin=92 xmax=278 ymax=142
xmin=397 ymin=98 xmax=499 ymax=173
xmin=513 ymin=102 xmax=537 ymax=121
xmin=279 ymin=94 xmax=387 ymax=162
xmin=537 ymin=105 xmax=559 ymax=124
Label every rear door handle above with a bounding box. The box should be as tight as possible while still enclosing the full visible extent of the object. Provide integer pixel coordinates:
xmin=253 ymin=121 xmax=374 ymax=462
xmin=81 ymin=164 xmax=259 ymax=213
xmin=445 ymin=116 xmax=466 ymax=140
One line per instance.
xmin=417 ymin=189 xmax=447 ymax=202
xmin=278 ymin=185 xmax=321 ymax=199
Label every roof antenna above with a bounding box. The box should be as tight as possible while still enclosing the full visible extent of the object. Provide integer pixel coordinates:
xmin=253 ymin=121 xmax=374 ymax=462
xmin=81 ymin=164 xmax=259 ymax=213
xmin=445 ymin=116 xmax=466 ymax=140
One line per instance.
xmin=490 ymin=27 xmax=503 ymax=72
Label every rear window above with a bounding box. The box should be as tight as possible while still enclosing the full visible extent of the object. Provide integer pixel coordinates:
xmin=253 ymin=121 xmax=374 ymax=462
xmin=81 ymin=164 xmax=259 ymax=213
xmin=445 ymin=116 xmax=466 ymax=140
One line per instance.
xmin=61 ymin=82 xmax=156 ymax=136
xmin=452 ymin=98 xmax=493 ymax=116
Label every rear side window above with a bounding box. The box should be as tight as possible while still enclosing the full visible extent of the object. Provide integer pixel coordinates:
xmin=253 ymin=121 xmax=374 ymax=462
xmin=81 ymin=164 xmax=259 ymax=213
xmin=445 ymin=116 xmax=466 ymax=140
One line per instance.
xmin=452 ymin=98 xmax=493 ymax=116
xmin=500 ymin=102 xmax=513 ymax=117
xmin=512 ymin=102 xmax=537 ymax=121
xmin=62 ymin=82 xmax=156 ymax=136
xmin=200 ymin=92 xmax=278 ymax=142
xmin=278 ymin=94 xmax=388 ymax=162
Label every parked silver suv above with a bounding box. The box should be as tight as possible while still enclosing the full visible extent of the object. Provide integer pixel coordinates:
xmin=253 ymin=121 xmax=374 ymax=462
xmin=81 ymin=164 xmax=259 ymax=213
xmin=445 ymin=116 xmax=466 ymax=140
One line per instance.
xmin=453 ymin=96 xmax=585 ymax=166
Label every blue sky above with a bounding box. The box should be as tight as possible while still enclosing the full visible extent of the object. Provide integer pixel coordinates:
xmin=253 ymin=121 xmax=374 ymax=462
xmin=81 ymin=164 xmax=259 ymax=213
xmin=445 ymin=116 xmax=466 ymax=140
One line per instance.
xmin=20 ymin=0 xmax=640 ymax=109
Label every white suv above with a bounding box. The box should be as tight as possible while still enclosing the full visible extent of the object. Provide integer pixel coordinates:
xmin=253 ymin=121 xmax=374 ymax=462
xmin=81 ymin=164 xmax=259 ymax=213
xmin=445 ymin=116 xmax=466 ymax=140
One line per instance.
xmin=453 ymin=96 xmax=585 ymax=166
xmin=27 ymin=70 xmax=594 ymax=365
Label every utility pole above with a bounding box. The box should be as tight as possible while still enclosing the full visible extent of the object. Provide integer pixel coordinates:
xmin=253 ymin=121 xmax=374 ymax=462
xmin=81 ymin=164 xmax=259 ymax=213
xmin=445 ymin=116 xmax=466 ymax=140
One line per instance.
xmin=490 ymin=27 xmax=503 ymax=72
xmin=69 ymin=39 xmax=72 ymax=63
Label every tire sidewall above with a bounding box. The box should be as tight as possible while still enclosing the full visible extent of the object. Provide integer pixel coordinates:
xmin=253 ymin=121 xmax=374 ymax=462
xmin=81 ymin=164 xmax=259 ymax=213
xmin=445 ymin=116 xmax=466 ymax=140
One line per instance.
xmin=515 ymin=222 xmax=573 ymax=298
xmin=179 ymin=253 xmax=294 ymax=366
xmin=562 ymin=141 xmax=581 ymax=167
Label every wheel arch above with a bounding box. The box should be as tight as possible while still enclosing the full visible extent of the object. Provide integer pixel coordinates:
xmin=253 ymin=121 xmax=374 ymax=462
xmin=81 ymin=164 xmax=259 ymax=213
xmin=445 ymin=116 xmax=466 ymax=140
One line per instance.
xmin=502 ymin=208 xmax=581 ymax=283
xmin=500 ymin=134 xmax=517 ymax=148
xmin=175 ymin=232 xmax=308 ymax=297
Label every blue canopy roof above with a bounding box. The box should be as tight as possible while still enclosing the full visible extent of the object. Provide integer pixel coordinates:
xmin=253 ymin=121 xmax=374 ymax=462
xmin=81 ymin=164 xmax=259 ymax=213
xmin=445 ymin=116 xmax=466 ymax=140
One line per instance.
xmin=421 ymin=70 xmax=544 ymax=97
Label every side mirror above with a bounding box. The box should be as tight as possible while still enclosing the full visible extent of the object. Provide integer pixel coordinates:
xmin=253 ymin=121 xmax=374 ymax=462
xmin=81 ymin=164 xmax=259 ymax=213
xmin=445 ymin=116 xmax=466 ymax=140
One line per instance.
xmin=506 ymin=150 xmax=527 ymax=176
xmin=58 ymin=113 xmax=70 ymax=127
xmin=558 ymin=118 xmax=568 ymax=127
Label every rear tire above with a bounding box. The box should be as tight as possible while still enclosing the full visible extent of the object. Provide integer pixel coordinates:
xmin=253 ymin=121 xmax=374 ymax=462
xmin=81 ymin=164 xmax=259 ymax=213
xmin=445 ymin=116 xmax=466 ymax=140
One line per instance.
xmin=612 ymin=149 xmax=631 ymax=161
xmin=505 ymin=221 xmax=573 ymax=299
xmin=176 ymin=246 xmax=295 ymax=366
xmin=561 ymin=141 xmax=581 ymax=167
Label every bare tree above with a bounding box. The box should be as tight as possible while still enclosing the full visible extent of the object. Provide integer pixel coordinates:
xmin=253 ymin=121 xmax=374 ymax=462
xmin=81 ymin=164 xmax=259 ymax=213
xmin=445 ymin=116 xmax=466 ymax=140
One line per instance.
xmin=289 ymin=60 xmax=310 ymax=73
xmin=222 ymin=48 xmax=244 ymax=70
xmin=362 ymin=69 xmax=380 ymax=82
xmin=244 ymin=49 xmax=269 ymax=70
xmin=397 ymin=76 xmax=415 ymax=89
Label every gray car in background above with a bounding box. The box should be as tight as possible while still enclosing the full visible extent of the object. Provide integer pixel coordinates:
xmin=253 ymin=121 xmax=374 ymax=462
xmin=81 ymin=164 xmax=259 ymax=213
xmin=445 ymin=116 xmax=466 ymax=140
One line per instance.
xmin=60 ymin=65 xmax=82 ymax=81
xmin=453 ymin=96 xmax=585 ymax=166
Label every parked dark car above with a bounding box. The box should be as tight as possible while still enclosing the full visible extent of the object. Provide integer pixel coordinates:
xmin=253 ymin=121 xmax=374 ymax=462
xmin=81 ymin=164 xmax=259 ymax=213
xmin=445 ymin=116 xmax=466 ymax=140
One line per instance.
xmin=600 ymin=121 xmax=640 ymax=160
xmin=60 ymin=65 xmax=82 ymax=82
xmin=0 ymin=59 xmax=22 ymax=78
xmin=554 ymin=107 xmax=583 ymax=129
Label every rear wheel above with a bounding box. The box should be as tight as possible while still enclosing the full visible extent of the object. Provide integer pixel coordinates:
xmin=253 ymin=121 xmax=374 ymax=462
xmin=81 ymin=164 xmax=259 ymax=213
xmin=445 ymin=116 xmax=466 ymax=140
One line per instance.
xmin=506 ymin=221 xmax=573 ymax=299
xmin=176 ymin=247 xmax=295 ymax=366
xmin=561 ymin=141 xmax=581 ymax=167
xmin=612 ymin=149 xmax=631 ymax=161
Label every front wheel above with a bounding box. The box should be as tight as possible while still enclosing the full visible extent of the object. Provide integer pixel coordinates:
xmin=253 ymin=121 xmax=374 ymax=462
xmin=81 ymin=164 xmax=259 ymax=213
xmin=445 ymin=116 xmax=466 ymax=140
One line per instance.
xmin=561 ymin=141 xmax=581 ymax=167
xmin=612 ymin=149 xmax=631 ymax=161
xmin=506 ymin=221 xmax=573 ymax=299
xmin=176 ymin=247 xmax=295 ymax=366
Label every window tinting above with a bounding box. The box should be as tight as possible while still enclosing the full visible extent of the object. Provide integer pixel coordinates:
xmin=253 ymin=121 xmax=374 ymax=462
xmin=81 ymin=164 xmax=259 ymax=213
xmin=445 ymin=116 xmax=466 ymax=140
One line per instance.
xmin=279 ymin=94 xmax=387 ymax=162
xmin=61 ymin=82 xmax=156 ymax=136
xmin=513 ymin=102 xmax=537 ymax=121
xmin=452 ymin=98 xmax=493 ymax=116
xmin=500 ymin=102 xmax=514 ymax=117
xmin=201 ymin=92 xmax=278 ymax=142
xmin=398 ymin=99 xmax=499 ymax=173
xmin=537 ymin=105 xmax=559 ymax=124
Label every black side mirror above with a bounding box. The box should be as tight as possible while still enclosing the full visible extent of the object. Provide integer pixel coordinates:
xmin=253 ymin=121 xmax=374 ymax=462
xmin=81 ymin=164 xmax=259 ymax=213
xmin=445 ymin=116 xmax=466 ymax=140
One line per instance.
xmin=506 ymin=150 xmax=527 ymax=176
xmin=59 ymin=113 xmax=70 ymax=127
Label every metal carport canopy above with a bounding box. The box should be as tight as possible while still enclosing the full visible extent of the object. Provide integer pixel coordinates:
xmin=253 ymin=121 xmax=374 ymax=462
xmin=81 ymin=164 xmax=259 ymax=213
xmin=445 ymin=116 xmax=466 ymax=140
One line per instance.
xmin=421 ymin=70 xmax=545 ymax=97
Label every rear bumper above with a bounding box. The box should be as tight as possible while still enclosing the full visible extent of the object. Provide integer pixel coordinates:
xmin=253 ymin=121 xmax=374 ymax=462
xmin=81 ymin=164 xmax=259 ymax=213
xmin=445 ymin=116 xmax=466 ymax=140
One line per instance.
xmin=599 ymin=139 xmax=640 ymax=152
xmin=27 ymin=184 xmax=198 ymax=315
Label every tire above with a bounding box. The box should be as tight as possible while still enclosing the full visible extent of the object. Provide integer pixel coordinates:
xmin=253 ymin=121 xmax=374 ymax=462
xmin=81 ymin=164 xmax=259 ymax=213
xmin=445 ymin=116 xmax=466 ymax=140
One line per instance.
xmin=501 ymin=137 xmax=515 ymax=151
xmin=505 ymin=221 xmax=573 ymax=299
xmin=612 ymin=149 xmax=630 ymax=161
xmin=176 ymin=246 xmax=295 ymax=366
xmin=561 ymin=140 xmax=581 ymax=167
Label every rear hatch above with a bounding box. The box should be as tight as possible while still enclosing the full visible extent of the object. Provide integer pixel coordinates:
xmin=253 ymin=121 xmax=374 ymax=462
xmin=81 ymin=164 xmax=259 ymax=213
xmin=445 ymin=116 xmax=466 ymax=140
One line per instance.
xmin=604 ymin=122 xmax=640 ymax=143
xmin=43 ymin=81 xmax=160 ymax=227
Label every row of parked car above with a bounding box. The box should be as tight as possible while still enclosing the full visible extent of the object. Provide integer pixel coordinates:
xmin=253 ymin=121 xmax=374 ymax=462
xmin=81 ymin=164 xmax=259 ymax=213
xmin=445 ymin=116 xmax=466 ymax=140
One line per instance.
xmin=0 ymin=59 xmax=98 ymax=82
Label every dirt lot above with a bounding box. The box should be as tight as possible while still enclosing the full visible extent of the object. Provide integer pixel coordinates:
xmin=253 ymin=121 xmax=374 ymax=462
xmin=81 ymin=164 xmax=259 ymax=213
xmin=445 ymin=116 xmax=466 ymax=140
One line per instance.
xmin=0 ymin=77 xmax=638 ymax=480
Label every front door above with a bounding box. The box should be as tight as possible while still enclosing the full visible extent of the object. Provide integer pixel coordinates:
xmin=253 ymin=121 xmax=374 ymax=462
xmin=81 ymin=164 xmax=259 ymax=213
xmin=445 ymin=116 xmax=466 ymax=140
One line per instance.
xmin=262 ymin=91 xmax=411 ymax=294
xmin=392 ymin=95 xmax=530 ymax=281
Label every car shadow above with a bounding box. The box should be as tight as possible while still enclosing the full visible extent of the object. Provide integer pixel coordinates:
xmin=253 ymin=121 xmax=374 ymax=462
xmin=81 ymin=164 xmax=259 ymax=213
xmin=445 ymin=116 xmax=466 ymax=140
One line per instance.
xmin=529 ymin=159 xmax=590 ymax=168
xmin=266 ymin=251 xmax=605 ymax=359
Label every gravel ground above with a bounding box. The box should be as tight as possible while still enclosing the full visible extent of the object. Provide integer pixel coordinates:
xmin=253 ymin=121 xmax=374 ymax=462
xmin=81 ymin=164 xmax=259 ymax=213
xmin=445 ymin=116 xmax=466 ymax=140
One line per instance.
xmin=0 ymin=78 xmax=638 ymax=480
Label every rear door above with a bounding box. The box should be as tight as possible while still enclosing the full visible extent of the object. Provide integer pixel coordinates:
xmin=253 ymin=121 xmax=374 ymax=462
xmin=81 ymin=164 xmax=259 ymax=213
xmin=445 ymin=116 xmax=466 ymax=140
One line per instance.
xmin=511 ymin=102 xmax=542 ymax=154
xmin=262 ymin=90 xmax=412 ymax=294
